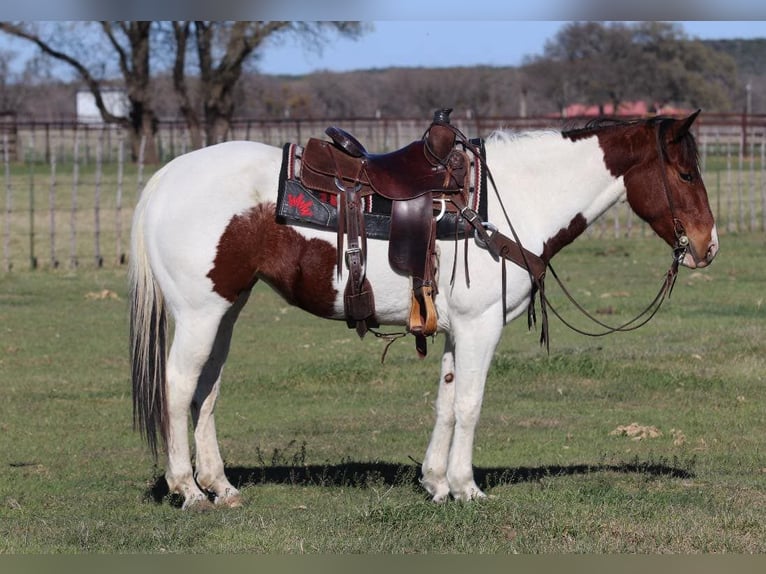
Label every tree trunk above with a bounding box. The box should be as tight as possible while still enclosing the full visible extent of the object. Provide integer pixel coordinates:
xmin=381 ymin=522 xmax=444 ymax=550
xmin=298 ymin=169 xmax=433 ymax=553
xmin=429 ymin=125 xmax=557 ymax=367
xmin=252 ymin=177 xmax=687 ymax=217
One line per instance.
xmin=171 ymin=21 xmax=204 ymax=149
xmin=204 ymin=92 xmax=235 ymax=145
xmin=128 ymin=102 xmax=158 ymax=163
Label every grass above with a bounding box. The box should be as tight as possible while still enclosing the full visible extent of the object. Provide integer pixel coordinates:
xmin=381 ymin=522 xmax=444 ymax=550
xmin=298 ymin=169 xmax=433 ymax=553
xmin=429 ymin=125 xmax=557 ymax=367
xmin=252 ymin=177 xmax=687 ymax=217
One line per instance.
xmin=0 ymin=227 xmax=765 ymax=552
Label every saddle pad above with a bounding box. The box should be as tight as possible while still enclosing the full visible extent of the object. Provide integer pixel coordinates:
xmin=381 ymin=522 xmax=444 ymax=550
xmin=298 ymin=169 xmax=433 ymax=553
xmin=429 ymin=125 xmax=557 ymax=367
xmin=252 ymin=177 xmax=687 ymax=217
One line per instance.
xmin=275 ymin=142 xmax=488 ymax=241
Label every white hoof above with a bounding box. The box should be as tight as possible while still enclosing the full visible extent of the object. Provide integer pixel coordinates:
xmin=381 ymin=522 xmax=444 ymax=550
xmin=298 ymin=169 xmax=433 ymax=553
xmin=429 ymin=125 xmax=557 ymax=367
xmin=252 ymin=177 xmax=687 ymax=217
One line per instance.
xmin=215 ymin=488 xmax=243 ymax=508
xmin=181 ymin=493 xmax=214 ymax=511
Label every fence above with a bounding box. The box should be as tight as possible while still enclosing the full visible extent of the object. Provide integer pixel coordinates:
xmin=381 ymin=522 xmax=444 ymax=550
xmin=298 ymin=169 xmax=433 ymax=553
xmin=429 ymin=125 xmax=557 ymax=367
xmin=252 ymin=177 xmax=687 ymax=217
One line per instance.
xmin=1 ymin=114 xmax=765 ymax=272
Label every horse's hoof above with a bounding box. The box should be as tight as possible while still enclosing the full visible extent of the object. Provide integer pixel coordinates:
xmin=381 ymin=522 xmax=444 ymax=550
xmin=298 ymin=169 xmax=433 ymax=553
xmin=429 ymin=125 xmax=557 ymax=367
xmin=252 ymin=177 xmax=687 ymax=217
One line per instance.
xmin=431 ymin=493 xmax=450 ymax=504
xmin=451 ymin=486 xmax=487 ymax=502
xmin=182 ymin=496 xmax=215 ymax=511
xmin=216 ymin=493 xmax=244 ymax=508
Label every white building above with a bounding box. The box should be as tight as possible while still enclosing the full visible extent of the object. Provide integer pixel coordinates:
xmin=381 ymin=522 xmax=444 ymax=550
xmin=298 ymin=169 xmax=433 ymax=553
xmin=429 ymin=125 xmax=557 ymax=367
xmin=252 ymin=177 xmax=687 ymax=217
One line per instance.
xmin=76 ymin=89 xmax=129 ymax=123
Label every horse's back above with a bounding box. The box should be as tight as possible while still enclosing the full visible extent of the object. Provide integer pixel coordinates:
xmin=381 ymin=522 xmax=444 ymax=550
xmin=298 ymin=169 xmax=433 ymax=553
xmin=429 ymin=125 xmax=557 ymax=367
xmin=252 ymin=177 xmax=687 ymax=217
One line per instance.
xmin=145 ymin=140 xmax=282 ymax=208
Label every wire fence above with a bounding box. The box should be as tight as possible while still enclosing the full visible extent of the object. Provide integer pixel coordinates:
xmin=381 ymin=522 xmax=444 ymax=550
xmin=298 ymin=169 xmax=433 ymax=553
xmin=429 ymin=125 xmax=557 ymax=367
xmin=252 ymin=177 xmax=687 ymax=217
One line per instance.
xmin=1 ymin=114 xmax=764 ymax=272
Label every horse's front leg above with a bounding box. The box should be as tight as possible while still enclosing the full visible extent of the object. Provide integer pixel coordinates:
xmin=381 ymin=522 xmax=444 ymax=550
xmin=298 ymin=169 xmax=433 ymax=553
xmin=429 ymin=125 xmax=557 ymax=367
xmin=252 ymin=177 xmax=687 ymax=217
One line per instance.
xmin=445 ymin=311 xmax=504 ymax=501
xmin=421 ymin=335 xmax=457 ymax=502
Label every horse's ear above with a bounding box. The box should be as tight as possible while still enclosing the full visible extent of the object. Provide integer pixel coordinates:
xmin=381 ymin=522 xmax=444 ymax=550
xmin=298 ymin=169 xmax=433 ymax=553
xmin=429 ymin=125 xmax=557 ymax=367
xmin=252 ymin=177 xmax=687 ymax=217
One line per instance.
xmin=672 ymin=109 xmax=701 ymax=141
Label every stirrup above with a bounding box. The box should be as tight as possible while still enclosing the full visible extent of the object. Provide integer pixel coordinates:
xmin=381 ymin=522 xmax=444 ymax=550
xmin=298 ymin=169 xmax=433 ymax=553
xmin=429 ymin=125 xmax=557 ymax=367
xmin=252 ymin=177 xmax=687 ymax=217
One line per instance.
xmin=407 ymin=286 xmax=438 ymax=337
xmin=420 ymin=285 xmax=438 ymax=336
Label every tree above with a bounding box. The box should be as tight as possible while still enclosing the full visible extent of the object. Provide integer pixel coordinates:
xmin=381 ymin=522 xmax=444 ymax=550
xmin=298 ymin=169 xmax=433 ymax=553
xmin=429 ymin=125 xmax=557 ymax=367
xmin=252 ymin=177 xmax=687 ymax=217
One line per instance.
xmin=523 ymin=21 xmax=738 ymax=115
xmin=0 ymin=21 xmax=160 ymax=162
xmin=0 ymin=50 xmax=23 ymax=112
xmin=633 ymin=23 xmax=738 ymax=111
xmin=170 ymin=21 xmax=366 ymax=148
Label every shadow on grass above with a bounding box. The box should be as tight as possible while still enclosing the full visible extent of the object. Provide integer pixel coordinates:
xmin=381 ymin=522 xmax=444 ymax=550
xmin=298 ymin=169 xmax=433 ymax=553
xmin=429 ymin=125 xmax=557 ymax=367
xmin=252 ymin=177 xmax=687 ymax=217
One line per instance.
xmin=145 ymin=457 xmax=695 ymax=506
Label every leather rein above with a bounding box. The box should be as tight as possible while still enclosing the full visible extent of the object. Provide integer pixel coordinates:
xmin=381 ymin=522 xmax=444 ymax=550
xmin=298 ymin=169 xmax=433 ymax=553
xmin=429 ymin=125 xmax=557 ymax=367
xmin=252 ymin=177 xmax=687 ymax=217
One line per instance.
xmin=438 ymin=119 xmax=690 ymax=348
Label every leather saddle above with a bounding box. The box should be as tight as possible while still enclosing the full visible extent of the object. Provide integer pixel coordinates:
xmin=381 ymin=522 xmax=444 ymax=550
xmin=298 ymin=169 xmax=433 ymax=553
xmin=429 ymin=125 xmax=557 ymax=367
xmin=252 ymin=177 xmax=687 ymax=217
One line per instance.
xmin=298 ymin=108 xmax=472 ymax=356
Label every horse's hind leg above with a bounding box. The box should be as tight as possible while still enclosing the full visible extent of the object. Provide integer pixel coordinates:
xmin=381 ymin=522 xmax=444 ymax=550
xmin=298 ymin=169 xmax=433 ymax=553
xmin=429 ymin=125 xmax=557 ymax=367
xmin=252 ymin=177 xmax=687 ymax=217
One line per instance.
xmin=164 ymin=294 xmax=245 ymax=509
xmin=190 ymin=289 xmax=252 ymax=508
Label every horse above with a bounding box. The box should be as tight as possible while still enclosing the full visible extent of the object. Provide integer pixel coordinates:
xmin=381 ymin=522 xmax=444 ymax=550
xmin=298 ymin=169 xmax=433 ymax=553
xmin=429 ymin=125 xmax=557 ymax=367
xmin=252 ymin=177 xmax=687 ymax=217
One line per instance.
xmin=129 ymin=111 xmax=718 ymax=509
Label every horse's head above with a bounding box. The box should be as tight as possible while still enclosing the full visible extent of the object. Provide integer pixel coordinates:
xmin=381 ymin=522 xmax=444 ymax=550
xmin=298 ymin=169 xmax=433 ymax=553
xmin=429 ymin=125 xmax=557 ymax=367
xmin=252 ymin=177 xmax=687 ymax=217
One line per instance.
xmin=566 ymin=112 xmax=719 ymax=268
xmin=621 ymin=111 xmax=719 ymax=269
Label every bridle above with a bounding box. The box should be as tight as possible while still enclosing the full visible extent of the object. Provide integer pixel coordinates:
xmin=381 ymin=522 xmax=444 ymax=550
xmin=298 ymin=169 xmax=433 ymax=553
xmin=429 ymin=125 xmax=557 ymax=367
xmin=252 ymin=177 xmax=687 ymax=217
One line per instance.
xmin=654 ymin=120 xmax=692 ymax=267
xmin=535 ymin=119 xmax=693 ymax=341
xmin=450 ymin=116 xmax=693 ymax=346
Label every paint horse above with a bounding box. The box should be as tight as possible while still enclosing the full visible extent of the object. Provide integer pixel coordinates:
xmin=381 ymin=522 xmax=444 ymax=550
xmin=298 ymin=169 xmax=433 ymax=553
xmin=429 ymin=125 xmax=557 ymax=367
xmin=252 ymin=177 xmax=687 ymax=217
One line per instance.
xmin=130 ymin=111 xmax=718 ymax=509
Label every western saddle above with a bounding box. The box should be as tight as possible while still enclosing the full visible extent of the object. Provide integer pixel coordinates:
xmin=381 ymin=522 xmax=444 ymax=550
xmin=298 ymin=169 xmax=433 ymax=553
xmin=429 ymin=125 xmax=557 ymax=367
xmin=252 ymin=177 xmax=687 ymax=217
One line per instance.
xmin=294 ymin=109 xmax=548 ymax=356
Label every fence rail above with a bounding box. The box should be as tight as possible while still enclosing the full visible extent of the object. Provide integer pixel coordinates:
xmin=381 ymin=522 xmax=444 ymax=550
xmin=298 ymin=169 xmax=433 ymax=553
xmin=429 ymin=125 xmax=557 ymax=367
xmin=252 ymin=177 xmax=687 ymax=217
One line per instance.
xmin=1 ymin=114 xmax=764 ymax=272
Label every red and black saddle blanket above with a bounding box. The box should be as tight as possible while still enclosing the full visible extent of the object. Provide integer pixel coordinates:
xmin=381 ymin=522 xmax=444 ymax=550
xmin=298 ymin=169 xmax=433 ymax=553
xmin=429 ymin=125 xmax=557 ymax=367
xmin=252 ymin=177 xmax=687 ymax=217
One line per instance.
xmin=275 ymin=139 xmax=488 ymax=240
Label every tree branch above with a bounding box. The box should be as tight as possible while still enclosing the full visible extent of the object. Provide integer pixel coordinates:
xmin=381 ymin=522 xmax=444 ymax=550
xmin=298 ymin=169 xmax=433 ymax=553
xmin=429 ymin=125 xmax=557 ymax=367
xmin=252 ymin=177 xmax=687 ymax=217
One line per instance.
xmin=0 ymin=22 xmax=127 ymax=125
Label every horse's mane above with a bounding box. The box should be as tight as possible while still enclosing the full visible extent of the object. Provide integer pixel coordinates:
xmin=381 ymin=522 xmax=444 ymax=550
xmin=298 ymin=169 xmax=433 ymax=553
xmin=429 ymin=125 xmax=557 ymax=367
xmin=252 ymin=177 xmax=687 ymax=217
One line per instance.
xmin=485 ymin=128 xmax=558 ymax=145
xmin=562 ymin=115 xmax=700 ymax=168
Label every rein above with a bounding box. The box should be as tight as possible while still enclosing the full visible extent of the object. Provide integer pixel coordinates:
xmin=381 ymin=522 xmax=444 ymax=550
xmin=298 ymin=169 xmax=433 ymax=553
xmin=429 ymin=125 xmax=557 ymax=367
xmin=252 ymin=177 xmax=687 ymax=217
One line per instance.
xmin=541 ymin=257 xmax=680 ymax=339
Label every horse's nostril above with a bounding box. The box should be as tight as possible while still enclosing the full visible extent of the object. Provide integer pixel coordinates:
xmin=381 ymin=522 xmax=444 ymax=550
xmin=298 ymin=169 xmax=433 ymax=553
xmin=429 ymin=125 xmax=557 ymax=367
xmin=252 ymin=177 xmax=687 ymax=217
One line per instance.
xmin=707 ymin=242 xmax=719 ymax=262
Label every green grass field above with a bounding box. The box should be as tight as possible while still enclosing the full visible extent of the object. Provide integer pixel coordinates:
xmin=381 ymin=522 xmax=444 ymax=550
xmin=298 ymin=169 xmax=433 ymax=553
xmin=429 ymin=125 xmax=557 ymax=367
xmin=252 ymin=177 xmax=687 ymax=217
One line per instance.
xmin=0 ymin=231 xmax=764 ymax=553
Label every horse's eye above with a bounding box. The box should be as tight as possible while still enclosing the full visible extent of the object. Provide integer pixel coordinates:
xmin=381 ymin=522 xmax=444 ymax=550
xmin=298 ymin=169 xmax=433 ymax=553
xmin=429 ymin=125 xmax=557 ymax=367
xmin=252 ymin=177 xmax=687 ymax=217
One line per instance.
xmin=679 ymin=172 xmax=693 ymax=183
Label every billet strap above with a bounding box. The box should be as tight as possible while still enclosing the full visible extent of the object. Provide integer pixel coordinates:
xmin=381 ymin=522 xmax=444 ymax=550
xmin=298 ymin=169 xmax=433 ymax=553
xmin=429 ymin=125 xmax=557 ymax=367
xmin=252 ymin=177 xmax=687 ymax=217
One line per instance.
xmin=485 ymin=232 xmax=547 ymax=283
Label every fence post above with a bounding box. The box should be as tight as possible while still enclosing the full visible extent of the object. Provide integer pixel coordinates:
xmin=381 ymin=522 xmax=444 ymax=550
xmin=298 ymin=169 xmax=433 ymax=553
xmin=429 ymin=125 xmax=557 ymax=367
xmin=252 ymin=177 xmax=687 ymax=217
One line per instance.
xmin=136 ymin=134 xmax=146 ymax=198
xmin=749 ymin=139 xmax=756 ymax=231
xmin=116 ymin=129 xmax=125 ymax=264
xmin=725 ymin=142 xmax=734 ymax=232
xmin=70 ymin=127 xmax=80 ymax=268
xmin=49 ymin=130 xmax=58 ymax=268
xmin=762 ymin=132 xmax=765 ymax=232
xmin=3 ymin=134 xmax=10 ymax=271
xmin=94 ymin=127 xmax=103 ymax=267
xmin=738 ymin=141 xmax=744 ymax=231
xmin=27 ymin=135 xmax=37 ymax=269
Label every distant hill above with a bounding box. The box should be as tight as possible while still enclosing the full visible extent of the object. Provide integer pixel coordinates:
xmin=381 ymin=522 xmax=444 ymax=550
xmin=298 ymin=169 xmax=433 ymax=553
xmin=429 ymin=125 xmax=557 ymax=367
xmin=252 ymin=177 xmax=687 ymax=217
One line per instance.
xmin=703 ymin=38 xmax=766 ymax=76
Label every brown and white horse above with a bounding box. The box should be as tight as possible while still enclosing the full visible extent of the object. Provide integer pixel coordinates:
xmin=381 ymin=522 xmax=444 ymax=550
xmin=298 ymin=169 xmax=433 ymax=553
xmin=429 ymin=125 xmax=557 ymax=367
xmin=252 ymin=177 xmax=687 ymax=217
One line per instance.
xmin=130 ymin=112 xmax=718 ymax=509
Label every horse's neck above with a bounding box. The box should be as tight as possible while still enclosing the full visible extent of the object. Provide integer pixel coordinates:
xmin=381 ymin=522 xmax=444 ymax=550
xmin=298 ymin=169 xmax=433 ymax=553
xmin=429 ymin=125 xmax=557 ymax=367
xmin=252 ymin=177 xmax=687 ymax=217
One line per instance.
xmin=485 ymin=132 xmax=626 ymax=257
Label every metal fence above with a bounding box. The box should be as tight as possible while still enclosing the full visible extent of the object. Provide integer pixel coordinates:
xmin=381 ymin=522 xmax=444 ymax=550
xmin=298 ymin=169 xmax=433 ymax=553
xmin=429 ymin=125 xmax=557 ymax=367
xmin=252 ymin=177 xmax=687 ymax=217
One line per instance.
xmin=1 ymin=114 xmax=764 ymax=272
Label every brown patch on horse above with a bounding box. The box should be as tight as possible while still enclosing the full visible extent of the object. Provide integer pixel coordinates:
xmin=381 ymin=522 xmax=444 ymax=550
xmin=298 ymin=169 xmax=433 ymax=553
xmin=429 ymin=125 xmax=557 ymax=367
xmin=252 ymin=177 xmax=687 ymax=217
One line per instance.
xmin=542 ymin=213 xmax=588 ymax=262
xmin=562 ymin=116 xmax=700 ymax=179
xmin=207 ymin=203 xmax=338 ymax=317
xmin=562 ymin=115 xmax=714 ymax=252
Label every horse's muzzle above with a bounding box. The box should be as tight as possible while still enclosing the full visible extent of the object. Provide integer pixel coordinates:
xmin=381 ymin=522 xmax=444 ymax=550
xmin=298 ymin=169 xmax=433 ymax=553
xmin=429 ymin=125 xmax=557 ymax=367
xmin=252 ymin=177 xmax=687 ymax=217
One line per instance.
xmin=682 ymin=225 xmax=719 ymax=269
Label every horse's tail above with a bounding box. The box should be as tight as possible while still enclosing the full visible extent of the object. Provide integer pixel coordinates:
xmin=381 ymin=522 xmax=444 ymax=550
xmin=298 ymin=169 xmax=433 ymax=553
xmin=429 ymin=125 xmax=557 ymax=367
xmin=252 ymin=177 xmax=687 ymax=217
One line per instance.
xmin=129 ymin=174 xmax=168 ymax=460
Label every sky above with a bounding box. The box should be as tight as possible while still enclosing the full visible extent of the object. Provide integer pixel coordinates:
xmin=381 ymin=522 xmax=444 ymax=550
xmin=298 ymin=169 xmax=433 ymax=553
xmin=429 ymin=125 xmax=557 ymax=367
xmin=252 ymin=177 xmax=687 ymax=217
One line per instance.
xmin=0 ymin=20 xmax=764 ymax=78
xmin=256 ymin=21 xmax=766 ymax=76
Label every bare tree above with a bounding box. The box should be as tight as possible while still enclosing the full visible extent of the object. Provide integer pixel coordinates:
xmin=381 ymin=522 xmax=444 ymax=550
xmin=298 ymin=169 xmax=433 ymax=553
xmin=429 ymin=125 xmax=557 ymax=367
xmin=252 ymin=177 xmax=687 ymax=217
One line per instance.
xmin=170 ymin=21 xmax=367 ymax=148
xmin=0 ymin=21 xmax=160 ymax=162
xmin=0 ymin=50 xmax=23 ymax=112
